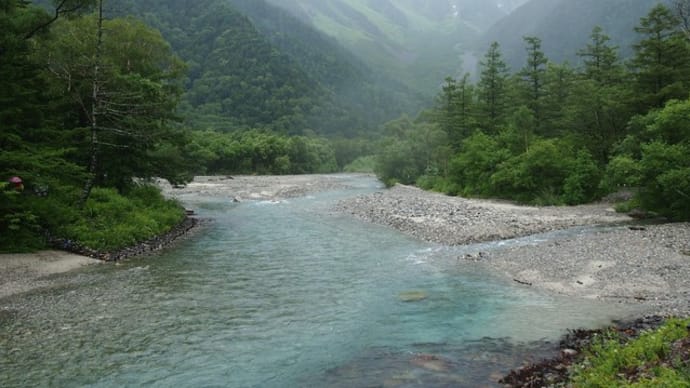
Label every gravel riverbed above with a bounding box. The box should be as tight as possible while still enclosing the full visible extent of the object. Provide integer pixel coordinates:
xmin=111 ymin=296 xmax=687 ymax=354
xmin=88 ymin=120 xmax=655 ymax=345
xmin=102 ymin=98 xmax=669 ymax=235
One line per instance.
xmin=334 ymin=183 xmax=690 ymax=316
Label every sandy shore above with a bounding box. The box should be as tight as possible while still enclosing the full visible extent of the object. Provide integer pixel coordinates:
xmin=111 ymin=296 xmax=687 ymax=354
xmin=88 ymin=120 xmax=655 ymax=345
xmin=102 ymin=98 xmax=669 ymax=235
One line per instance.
xmin=335 ymin=183 xmax=690 ymax=316
xmin=0 ymin=251 xmax=97 ymax=299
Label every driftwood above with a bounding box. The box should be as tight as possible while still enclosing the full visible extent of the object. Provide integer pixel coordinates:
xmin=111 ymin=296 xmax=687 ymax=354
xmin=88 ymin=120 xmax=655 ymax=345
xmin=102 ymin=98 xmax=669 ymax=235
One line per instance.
xmin=513 ymin=278 xmax=533 ymax=286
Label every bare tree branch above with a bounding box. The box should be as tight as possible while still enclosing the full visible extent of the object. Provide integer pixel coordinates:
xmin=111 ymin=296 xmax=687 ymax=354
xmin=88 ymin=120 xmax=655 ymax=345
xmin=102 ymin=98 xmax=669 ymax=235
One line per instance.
xmin=24 ymin=0 xmax=92 ymax=40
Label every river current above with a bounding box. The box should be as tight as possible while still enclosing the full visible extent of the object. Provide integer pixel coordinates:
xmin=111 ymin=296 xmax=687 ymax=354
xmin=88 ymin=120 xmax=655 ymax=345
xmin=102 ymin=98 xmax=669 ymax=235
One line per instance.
xmin=0 ymin=175 xmax=635 ymax=387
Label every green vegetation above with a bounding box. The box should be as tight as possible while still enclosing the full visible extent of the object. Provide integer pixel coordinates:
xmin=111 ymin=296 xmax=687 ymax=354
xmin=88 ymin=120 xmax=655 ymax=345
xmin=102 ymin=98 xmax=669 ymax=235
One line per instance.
xmin=63 ymin=186 xmax=185 ymax=251
xmin=571 ymin=318 xmax=690 ymax=387
xmin=263 ymin=0 xmax=511 ymax=96
xmin=109 ymin=0 xmax=424 ymax=135
xmin=1 ymin=0 xmax=190 ymax=253
xmin=1 ymin=0 xmax=385 ymax=254
xmin=186 ymin=130 xmax=338 ymax=175
xmin=375 ymin=3 xmax=690 ymax=220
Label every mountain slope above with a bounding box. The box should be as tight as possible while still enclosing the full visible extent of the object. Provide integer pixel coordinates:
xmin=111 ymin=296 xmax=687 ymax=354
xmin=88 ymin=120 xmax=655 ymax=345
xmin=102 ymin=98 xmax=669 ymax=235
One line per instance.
xmin=107 ymin=0 xmax=423 ymax=135
xmin=265 ymin=0 xmax=529 ymax=94
xmin=480 ymin=0 xmax=670 ymax=69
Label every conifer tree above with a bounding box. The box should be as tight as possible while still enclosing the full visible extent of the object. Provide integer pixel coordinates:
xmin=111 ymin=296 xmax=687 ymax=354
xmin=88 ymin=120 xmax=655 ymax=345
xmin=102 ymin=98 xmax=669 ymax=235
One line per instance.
xmin=518 ymin=36 xmax=548 ymax=133
xmin=629 ymin=4 xmax=690 ymax=111
xmin=477 ymin=41 xmax=510 ymax=134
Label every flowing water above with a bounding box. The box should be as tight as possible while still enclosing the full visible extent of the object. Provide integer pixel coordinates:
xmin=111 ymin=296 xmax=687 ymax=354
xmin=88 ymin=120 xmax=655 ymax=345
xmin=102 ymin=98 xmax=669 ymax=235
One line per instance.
xmin=0 ymin=175 xmax=636 ymax=387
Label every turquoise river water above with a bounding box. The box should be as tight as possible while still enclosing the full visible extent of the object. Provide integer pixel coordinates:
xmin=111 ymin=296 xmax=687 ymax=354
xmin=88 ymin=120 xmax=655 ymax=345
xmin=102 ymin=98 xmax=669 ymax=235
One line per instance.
xmin=0 ymin=175 xmax=636 ymax=387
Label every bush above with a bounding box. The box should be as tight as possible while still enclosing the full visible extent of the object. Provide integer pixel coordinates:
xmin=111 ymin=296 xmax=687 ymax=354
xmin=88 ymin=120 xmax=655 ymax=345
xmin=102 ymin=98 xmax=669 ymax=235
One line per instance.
xmin=638 ymin=142 xmax=690 ymax=221
xmin=64 ymin=185 xmax=184 ymax=251
xmin=490 ymin=139 xmax=573 ymax=203
xmin=572 ymin=318 xmax=690 ymax=387
xmin=562 ymin=149 xmax=602 ymax=205
xmin=343 ymin=155 xmax=376 ymax=173
xmin=449 ymin=131 xmax=511 ymax=197
xmin=601 ymin=155 xmax=643 ymax=192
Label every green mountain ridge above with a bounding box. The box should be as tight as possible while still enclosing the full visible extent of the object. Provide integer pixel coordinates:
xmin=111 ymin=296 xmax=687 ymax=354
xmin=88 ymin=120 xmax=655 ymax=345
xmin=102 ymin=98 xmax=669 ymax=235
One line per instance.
xmin=264 ymin=0 xmax=529 ymax=94
xmin=480 ymin=0 xmax=671 ymax=69
xmin=103 ymin=0 xmax=423 ymax=136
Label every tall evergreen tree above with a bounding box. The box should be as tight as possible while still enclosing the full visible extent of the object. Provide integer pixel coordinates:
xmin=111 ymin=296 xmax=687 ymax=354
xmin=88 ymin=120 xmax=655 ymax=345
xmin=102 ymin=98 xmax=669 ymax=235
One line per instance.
xmin=629 ymin=4 xmax=690 ymax=111
xmin=570 ymin=26 xmax=630 ymax=163
xmin=438 ymin=74 xmax=475 ymax=149
xmin=577 ymin=26 xmax=623 ymax=85
xmin=518 ymin=36 xmax=548 ymax=133
xmin=477 ymin=41 xmax=510 ymax=134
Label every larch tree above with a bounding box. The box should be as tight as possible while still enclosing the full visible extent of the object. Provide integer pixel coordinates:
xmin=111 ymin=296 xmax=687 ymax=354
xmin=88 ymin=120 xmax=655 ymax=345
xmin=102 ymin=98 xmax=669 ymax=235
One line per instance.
xmin=518 ymin=36 xmax=548 ymax=134
xmin=629 ymin=4 xmax=690 ymax=111
xmin=477 ymin=41 xmax=510 ymax=134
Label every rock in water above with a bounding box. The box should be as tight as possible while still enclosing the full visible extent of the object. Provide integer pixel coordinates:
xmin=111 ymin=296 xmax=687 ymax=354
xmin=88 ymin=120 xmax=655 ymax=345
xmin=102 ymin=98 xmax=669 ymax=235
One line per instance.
xmin=410 ymin=353 xmax=450 ymax=372
xmin=399 ymin=290 xmax=428 ymax=302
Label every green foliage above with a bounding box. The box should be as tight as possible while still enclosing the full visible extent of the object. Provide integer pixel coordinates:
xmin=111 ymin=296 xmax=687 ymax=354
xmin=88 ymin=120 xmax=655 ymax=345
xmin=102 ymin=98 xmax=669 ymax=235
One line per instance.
xmin=490 ymin=139 xmax=573 ymax=204
xmin=186 ymin=129 xmax=338 ymax=175
xmin=449 ymin=131 xmax=510 ymax=197
xmin=371 ymin=2 xmax=690 ymax=216
xmin=109 ymin=0 xmax=423 ymax=136
xmin=571 ymin=318 xmax=690 ymax=387
xmin=374 ymin=118 xmax=448 ymax=186
xmin=562 ymin=149 xmax=602 ymax=205
xmin=601 ymin=155 xmax=643 ymax=191
xmin=64 ymin=186 xmax=184 ymax=251
xmin=637 ymin=141 xmax=690 ymax=220
xmin=343 ymin=156 xmax=376 ymax=173
xmin=629 ymin=4 xmax=690 ymax=111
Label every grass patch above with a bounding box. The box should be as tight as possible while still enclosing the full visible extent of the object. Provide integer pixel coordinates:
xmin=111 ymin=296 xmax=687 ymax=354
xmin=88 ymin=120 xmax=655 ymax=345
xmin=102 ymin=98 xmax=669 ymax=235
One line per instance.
xmin=571 ymin=318 xmax=690 ymax=387
xmin=63 ymin=185 xmax=185 ymax=251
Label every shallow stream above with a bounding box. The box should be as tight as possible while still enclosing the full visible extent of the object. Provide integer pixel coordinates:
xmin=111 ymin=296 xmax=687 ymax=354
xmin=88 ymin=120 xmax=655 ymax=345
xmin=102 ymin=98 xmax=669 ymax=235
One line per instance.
xmin=0 ymin=175 xmax=636 ymax=387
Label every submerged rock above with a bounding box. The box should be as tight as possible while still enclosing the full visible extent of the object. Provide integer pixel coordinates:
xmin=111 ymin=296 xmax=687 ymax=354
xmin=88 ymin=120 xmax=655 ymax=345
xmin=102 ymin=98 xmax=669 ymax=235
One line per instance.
xmin=398 ymin=290 xmax=428 ymax=302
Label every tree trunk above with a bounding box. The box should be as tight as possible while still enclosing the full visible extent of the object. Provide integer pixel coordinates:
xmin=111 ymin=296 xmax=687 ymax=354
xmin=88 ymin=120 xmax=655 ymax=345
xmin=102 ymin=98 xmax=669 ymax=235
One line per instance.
xmin=80 ymin=0 xmax=103 ymax=206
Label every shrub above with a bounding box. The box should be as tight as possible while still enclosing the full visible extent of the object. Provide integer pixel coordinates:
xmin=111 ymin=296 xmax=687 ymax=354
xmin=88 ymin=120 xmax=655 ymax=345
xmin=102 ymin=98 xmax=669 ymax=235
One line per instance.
xmin=343 ymin=155 xmax=376 ymax=173
xmin=572 ymin=318 xmax=690 ymax=387
xmin=64 ymin=186 xmax=184 ymax=251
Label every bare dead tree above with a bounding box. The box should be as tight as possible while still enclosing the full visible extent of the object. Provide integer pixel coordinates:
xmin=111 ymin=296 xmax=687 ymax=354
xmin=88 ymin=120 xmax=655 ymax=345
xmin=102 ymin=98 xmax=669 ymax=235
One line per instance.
xmin=78 ymin=0 xmax=103 ymax=205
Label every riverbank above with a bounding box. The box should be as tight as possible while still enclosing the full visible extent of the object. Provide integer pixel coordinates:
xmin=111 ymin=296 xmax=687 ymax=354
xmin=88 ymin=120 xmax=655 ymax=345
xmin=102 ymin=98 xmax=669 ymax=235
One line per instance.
xmin=0 ymin=251 xmax=97 ymax=299
xmin=335 ymin=183 xmax=690 ymax=317
xmin=0 ymin=215 xmax=201 ymax=299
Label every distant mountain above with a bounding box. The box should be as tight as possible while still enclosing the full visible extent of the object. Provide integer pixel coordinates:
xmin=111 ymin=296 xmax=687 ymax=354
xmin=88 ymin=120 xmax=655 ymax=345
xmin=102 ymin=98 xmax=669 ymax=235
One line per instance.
xmin=104 ymin=0 xmax=424 ymax=135
xmin=479 ymin=0 xmax=669 ymax=70
xmin=264 ymin=0 xmax=530 ymax=94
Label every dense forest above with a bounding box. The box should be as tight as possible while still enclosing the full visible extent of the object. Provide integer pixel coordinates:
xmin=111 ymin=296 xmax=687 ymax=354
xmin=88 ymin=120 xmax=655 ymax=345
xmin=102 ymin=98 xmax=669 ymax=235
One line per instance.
xmin=375 ymin=2 xmax=690 ymax=221
xmin=2 ymin=0 xmax=690 ymax=254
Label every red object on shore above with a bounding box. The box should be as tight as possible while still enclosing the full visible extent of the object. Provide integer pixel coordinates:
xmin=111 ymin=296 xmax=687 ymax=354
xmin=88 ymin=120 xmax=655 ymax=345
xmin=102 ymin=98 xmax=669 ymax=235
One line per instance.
xmin=8 ymin=176 xmax=24 ymax=191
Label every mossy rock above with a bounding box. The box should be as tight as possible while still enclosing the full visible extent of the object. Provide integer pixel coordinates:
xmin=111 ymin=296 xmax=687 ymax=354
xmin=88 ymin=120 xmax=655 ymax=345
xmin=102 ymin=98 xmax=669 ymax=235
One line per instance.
xmin=399 ymin=290 xmax=428 ymax=302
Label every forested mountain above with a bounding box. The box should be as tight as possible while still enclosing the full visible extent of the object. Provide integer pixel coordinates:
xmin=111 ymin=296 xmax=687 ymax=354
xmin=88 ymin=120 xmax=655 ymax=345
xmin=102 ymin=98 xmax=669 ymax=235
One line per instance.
xmin=375 ymin=2 xmax=690 ymax=221
xmin=103 ymin=0 xmax=423 ymax=135
xmin=264 ymin=0 xmax=529 ymax=94
xmin=480 ymin=0 xmax=670 ymax=69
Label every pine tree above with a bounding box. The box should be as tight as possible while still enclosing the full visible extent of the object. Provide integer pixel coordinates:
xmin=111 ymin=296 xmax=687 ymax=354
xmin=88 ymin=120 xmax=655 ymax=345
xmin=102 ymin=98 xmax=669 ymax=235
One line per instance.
xmin=518 ymin=36 xmax=548 ymax=133
xmin=477 ymin=41 xmax=510 ymax=134
xmin=629 ymin=4 xmax=690 ymax=111
xmin=577 ymin=26 xmax=623 ymax=85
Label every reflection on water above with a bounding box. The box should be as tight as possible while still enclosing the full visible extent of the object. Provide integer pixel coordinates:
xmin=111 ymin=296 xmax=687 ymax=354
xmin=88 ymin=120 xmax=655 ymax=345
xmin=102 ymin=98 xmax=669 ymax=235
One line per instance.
xmin=0 ymin=175 xmax=637 ymax=387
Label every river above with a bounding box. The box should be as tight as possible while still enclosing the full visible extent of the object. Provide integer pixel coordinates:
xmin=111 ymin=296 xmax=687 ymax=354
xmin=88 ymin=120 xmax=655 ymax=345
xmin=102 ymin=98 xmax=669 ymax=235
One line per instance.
xmin=0 ymin=175 xmax=635 ymax=387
